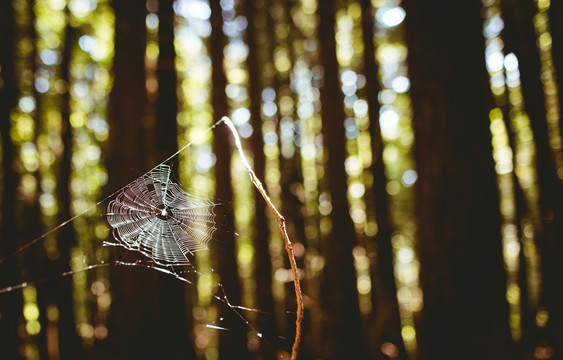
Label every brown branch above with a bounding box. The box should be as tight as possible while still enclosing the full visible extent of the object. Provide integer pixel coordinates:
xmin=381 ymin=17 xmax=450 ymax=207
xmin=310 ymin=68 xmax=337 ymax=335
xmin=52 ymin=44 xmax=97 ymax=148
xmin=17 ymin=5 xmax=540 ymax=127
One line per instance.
xmin=220 ymin=116 xmax=303 ymax=359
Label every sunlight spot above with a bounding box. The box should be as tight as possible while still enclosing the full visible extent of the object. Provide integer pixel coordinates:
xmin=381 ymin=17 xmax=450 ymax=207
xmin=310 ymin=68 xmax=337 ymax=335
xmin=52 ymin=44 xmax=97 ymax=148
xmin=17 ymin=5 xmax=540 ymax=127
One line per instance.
xmin=69 ymin=0 xmax=97 ymax=18
xmin=262 ymin=87 xmax=276 ymax=102
xmin=35 ymin=77 xmax=50 ymax=93
xmin=401 ymin=170 xmax=418 ymax=187
xmin=263 ymin=131 xmax=278 ymax=145
xmin=401 ymin=325 xmax=416 ymax=341
xmin=357 ymin=275 xmax=371 ymax=294
xmin=505 ymin=241 xmax=520 ymax=259
xmin=483 ymin=16 xmax=504 ymax=38
xmin=146 ymin=13 xmax=159 ymax=30
xmin=225 ymin=84 xmax=242 ymax=99
xmin=391 ymin=76 xmax=410 ymax=93
xmin=40 ymin=49 xmax=58 ymax=65
xmin=232 ymin=107 xmax=250 ymax=125
xmin=19 ymin=96 xmax=36 ymax=113
xmin=340 ymin=70 xmax=357 ymax=86
xmin=174 ymin=0 xmax=211 ymax=20
xmin=26 ymin=320 xmax=41 ymax=335
xmin=377 ymin=6 xmax=406 ymax=28
xmin=50 ymin=0 xmax=66 ymax=11
xmin=398 ymin=247 xmax=414 ymax=264
xmin=486 ymin=50 xmax=504 ymax=72
xmin=344 ymin=156 xmax=361 ymax=176
xmin=262 ymin=101 xmax=277 ymax=117
xmin=238 ymin=123 xmax=253 ymax=138
xmin=39 ymin=193 xmax=56 ymax=210
xmin=353 ymin=99 xmax=368 ymax=117
xmin=379 ymin=105 xmax=400 ymax=140
xmin=378 ymin=89 xmax=396 ymax=104
xmin=225 ymin=40 xmax=248 ymax=62
xmin=504 ymin=53 xmax=519 ymax=72
xmin=23 ymin=304 xmax=39 ymax=321
xmin=349 ymin=182 xmax=365 ymax=199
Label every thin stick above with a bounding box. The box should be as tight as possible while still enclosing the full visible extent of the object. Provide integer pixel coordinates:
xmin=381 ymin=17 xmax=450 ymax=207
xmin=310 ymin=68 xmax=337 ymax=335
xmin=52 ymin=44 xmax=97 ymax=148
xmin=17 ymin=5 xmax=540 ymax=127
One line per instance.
xmin=220 ymin=116 xmax=303 ymax=359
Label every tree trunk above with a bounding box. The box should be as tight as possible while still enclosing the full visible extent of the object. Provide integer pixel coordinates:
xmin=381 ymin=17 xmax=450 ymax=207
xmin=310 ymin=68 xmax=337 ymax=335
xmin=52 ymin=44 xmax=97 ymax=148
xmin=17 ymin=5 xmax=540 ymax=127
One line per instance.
xmin=548 ymin=0 xmax=563 ymax=137
xmin=500 ymin=0 xmax=563 ymax=352
xmin=317 ymin=1 xmax=366 ymax=358
xmin=500 ymin=100 xmax=536 ymax=353
xmin=244 ymin=0 xmax=276 ymax=353
xmin=404 ymin=0 xmax=514 ymax=358
xmin=107 ymin=1 xmax=164 ymax=358
xmin=0 ymin=1 xmax=22 ymax=358
xmin=155 ymin=1 xmax=195 ymax=357
xmin=360 ymin=0 xmax=406 ymax=358
xmin=26 ymin=1 xmax=49 ymax=356
xmin=55 ymin=12 xmax=80 ymax=358
xmin=209 ymin=1 xmax=249 ymax=358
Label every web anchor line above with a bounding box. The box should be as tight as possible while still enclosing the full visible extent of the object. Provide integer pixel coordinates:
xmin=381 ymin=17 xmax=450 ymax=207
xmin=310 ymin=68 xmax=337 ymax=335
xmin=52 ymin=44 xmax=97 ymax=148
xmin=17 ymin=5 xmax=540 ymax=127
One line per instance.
xmin=219 ymin=117 xmax=303 ymax=360
xmin=0 ymin=118 xmax=221 ymax=267
xmin=0 ymin=117 xmax=303 ymax=358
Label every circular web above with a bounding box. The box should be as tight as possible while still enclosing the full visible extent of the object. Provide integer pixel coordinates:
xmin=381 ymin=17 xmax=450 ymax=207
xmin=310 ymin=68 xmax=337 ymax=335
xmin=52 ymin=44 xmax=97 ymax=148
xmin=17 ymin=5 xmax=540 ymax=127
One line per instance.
xmin=106 ymin=164 xmax=219 ymax=266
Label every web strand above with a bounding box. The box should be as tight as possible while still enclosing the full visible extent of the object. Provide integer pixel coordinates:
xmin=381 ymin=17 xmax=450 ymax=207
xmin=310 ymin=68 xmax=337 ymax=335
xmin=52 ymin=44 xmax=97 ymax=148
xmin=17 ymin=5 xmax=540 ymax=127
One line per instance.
xmin=0 ymin=119 xmax=222 ymax=266
xmin=219 ymin=117 xmax=304 ymax=360
xmin=0 ymin=117 xmax=302 ymax=357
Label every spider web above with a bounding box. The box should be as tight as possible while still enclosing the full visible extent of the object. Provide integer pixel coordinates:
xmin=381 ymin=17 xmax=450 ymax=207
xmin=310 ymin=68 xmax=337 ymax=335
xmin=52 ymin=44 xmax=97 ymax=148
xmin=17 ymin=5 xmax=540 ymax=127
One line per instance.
xmin=0 ymin=119 xmax=298 ymax=357
xmin=105 ymin=164 xmax=219 ymax=266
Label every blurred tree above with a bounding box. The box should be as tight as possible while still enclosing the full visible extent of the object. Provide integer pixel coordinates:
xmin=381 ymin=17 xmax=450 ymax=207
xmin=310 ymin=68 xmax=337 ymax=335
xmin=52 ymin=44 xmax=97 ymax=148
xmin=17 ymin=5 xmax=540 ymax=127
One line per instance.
xmin=209 ymin=1 xmax=250 ymax=358
xmin=244 ymin=0 xmax=276 ymax=354
xmin=317 ymin=0 xmax=366 ymax=358
xmin=548 ymin=0 xmax=563 ymax=137
xmin=55 ymin=10 xmax=80 ymax=358
xmin=404 ymin=0 xmax=515 ymax=358
xmin=0 ymin=0 xmax=22 ymax=358
xmin=360 ymin=0 xmax=406 ymax=358
xmin=25 ymin=2 xmax=49 ymax=356
xmin=107 ymin=0 xmax=165 ymax=358
xmin=154 ymin=0 xmax=196 ymax=358
xmin=501 ymin=0 xmax=563 ymax=352
xmin=156 ymin=0 xmax=179 ymax=161
xmin=276 ymin=0 xmax=308 ymax=257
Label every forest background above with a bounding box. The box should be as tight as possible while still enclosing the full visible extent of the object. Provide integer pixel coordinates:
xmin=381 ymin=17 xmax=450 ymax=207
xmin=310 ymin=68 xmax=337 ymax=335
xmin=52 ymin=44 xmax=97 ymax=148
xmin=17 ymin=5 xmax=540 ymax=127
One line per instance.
xmin=0 ymin=0 xmax=562 ymax=359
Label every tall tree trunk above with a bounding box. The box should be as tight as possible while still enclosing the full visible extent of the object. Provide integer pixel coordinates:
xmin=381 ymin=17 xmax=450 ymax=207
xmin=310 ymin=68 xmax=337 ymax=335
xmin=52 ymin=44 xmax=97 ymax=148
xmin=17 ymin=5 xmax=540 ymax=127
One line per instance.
xmin=55 ymin=12 xmax=80 ymax=358
xmin=500 ymin=100 xmax=536 ymax=353
xmin=278 ymin=0 xmax=308 ymax=261
xmin=156 ymin=0 xmax=178 ymax=163
xmin=500 ymin=0 xmax=563 ymax=352
xmin=404 ymin=0 xmax=514 ymax=358
xmin=548 ymin=0 xmax=563 ymax=137
xmin=244 ymin=0 xmax=276 ymax=352
xmin=155 ymin=1 xmax=195 ymax=357
xmin=209 ymin=1 xmax=249 ymax=358
xmin=360 ymin=0 xmax=406 ymax=358
xmin=0 ymin=1 xmax=22 ymax=358
xmin=107 ymin=1 xmax=165 ymax=358
xmin=317 ymin=1 xmax=366 ymax=359
xmin=26 ymin=1 xmax=49 ymax=356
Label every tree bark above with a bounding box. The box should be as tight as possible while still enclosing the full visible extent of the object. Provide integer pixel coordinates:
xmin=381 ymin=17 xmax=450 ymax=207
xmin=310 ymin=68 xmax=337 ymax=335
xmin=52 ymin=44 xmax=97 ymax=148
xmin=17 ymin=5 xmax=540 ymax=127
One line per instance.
xmin=360 ymin=0 xmax=406 ymax=358
xmin=209 ymin=1 xmax=249 ymax=358
xmin=107 ymin=1 xmax=165 ymax=358
xmin=548 ymin=0 xmax=563 ymax=137
xmin=25 ymin=1 xmax=49 ymax=356
xmin=244 ymin=0 xmax=277 ymax=353
xmin=55 ymin=11 xmax=80 ymax=358
xmin=155 ymin=1 xmax=196 ymax=358
xmin=0 ymin=1 xmax=22 ymax=358
xmin=404 ymin=0 xmax=514 ymax=358
xmin=500 ymin=0 xmax=563 ymax=352
xmin=317 ymin=1 xmax=366 ymax=358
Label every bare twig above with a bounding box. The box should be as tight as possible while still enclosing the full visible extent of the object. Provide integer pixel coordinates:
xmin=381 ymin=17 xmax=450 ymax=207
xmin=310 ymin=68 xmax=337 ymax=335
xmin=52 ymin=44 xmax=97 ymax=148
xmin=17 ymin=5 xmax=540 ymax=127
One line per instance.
xmin=220 ymin=116 xmax=303 ymax=359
